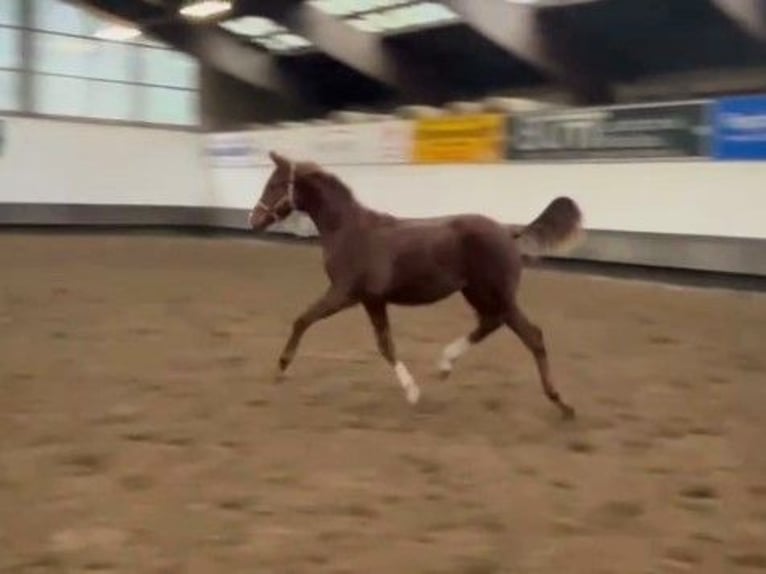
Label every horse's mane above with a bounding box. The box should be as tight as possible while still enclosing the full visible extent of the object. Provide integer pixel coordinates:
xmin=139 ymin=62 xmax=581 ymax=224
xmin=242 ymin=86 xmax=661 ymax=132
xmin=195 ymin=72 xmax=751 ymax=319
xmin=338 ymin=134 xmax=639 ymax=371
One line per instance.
xmin=296 ymin=160 xmax=396 ymax=225
xmin=299 ymin=162 xmax=355 ymax=203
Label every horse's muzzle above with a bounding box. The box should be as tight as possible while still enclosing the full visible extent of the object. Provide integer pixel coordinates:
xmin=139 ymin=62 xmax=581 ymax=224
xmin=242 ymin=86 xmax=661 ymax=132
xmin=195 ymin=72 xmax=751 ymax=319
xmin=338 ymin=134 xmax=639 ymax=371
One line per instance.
xmin=249 ymin=209 xmax=269 ymax=231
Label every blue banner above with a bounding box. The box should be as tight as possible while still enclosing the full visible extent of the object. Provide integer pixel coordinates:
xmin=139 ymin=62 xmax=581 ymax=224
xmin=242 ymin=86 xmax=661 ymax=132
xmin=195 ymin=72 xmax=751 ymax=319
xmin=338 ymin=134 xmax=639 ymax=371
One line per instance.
xmin=713 ymin=94 xmax=766 ymax=160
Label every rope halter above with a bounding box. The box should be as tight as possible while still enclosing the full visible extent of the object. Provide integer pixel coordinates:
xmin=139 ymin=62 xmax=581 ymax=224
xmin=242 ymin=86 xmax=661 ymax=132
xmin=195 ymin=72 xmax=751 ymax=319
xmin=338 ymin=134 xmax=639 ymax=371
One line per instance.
xmin=251 ymin=161 xmax=296 ymax=224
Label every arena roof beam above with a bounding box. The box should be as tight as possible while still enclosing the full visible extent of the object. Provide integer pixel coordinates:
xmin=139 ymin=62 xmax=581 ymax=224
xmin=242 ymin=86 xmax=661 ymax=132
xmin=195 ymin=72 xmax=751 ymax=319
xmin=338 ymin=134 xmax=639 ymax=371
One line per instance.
xmin=711 ymin=0 xmax=766 ymax=42
xmin=237 ymin=0 xmax=446 ymax=103
xmin=76 ymin=0 xmax=305 ymax=104
xmin=440 ymin=0 xmax=612 ymax=104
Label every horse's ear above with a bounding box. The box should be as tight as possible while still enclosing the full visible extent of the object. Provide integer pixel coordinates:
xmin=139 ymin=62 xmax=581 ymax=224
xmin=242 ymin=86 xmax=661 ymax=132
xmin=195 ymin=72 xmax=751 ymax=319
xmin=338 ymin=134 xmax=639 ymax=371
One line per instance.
xmin=269 ymin=150 xmax=290 ymax=168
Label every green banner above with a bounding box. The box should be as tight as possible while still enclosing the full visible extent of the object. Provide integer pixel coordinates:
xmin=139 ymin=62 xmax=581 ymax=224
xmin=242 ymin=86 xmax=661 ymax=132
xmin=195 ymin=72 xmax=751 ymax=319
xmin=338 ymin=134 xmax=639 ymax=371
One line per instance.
xmin=507 ymin=102 xmax=710 ymax=160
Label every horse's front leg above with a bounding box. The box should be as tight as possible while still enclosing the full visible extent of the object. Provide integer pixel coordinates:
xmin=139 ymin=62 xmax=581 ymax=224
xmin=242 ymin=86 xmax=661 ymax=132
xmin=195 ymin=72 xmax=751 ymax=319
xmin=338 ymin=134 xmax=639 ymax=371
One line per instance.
xmin=363 ymin=301 xmax=420 ymax=405
xmin=277 ymin=287 xmax=357 ymax=377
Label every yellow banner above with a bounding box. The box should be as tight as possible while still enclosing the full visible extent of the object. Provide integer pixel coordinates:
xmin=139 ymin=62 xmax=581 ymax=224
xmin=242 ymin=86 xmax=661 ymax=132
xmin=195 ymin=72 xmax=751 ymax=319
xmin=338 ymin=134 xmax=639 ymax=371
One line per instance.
xmin=412 ymin=114 xmax=505 ymax=163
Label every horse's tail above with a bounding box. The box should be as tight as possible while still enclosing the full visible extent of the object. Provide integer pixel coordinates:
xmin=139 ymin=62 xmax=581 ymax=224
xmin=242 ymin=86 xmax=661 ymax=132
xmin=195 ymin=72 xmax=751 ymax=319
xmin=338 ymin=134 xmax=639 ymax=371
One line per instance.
xmin=512 ymin=196 xmax=584 ymax=260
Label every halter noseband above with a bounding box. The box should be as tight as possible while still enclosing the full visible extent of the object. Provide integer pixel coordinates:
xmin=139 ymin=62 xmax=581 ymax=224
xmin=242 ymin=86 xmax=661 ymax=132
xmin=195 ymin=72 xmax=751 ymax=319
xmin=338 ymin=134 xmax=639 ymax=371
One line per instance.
xmin=252 ymin=161 xmax=296 ymax=223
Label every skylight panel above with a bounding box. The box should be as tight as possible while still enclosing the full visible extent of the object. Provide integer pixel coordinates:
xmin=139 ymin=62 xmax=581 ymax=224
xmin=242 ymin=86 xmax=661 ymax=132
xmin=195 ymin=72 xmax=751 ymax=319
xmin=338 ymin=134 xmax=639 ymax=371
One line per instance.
xmin=220 ymin=16 xmax=312 ymax=53
xmin=345 ymin=16 xmax=384 ymax=33
xmin=311 ymin=0 xmax=411 ymax=17
xmin=503 ymin=0 xmax=602 ymax=5
xmin=219 ymin=16 xmax=285 ymax=37
xmin=253 ymin=33 xmax=312 ymax=52
xmin=344 ymin=2 xmax=459 ymax=33
xmin=179 ymin=0 xmax=232 ymax=19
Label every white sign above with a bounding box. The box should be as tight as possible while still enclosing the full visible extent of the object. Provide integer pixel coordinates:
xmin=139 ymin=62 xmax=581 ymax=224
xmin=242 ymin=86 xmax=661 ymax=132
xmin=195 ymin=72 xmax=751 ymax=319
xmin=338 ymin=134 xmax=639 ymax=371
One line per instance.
xmin=209 ymin=120 xmax=415 ymax=168
xmin=204 ymin=131 xmax=255 ymax=167
xmin=303 ymin=121 xmax=414 ymax=165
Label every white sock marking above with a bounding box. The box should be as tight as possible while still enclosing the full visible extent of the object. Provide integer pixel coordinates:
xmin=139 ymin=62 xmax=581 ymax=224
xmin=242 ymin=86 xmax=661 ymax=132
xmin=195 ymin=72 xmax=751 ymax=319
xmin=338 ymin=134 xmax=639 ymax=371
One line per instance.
xmin=438 ymin=336 xmax=470 ymax=373
xmin=394 ymin=361 xmax=420 ymax=404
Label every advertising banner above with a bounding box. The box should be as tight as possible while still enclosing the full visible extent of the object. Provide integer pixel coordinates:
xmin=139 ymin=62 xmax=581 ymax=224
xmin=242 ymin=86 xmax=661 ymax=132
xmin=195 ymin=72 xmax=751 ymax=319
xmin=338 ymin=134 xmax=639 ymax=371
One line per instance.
xmin=507 ymin=102 xmax=710 ymax=160
xmin=306 ymin=124 xmax=358 ymax=165
xmin=210 ymin=120 xmax=415 ymax=167
xmin=373 ymin=120 xmax=414 ymax=164
xmin=254 ymin=126 xmax=312 ymax=165
xmin=302 ymin=120 xmax=414 ymax=165
xmin=204 ymin=131 xmax=256 ymax=167
xmin=412 ymin=114 xmax=504 ymax=163
xmin=712 ymin=94 xmax=766 ymax=160
xmin=204 ymin=127 xmax=316 ymax=168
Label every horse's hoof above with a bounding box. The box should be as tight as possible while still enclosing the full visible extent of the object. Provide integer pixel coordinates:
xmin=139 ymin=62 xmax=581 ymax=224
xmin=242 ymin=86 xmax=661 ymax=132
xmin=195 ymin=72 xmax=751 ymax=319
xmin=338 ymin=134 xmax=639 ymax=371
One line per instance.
xmin=560 ymin=404 xmax=576 ymax=420
xmin=436 ymin=358 xmax=452 ymax=379
xmin=405 ymin=384 xmax=421 ymax=405
xmin=273 ymin=369 xmax=287 ymax=384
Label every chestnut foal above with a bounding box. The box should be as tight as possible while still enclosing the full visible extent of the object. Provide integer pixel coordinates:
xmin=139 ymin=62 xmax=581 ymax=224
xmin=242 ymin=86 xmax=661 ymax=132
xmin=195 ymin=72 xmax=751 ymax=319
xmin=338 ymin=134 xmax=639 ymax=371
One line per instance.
xmin=250 ymin=151 xmax=583 ymax=418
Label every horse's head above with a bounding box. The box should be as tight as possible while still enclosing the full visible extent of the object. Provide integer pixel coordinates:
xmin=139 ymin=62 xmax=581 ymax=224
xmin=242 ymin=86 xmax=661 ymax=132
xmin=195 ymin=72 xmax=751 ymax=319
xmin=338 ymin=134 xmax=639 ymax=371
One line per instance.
xmin=248 ymin=150 xmax=298 ymax=231
xmin=249 ymin=151 xmax=352 ymax=232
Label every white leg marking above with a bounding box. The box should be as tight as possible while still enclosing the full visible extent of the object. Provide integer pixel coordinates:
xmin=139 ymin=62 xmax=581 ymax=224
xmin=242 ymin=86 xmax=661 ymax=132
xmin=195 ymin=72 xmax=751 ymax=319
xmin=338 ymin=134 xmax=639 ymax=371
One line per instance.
xmin=438 ymin=336 xmax=470 ymax=374
xmin=394 ymin=361 xmax=420 ymax=405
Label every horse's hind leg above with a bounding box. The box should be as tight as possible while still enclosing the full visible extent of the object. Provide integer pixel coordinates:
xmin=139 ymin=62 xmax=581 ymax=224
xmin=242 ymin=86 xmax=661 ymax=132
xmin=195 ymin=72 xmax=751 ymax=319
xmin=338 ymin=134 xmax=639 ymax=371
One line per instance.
xmin=363 ymin=301 xmax=420 ymax=405
xmin=438 ymin=314 xmax=502 ymax=379
xmin=505 ymin=302 xmax=576 ymax=419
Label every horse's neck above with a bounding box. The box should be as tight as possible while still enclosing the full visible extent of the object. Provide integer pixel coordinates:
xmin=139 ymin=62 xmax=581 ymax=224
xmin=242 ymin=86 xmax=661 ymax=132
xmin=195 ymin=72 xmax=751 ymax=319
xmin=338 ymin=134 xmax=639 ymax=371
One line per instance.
xmin=302 ymin=185 xmax=360 ymax=240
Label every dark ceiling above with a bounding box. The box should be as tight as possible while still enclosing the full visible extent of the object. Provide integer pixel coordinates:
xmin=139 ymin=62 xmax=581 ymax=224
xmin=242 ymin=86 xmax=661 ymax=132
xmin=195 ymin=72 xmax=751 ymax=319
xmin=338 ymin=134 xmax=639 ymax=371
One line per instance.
xmin=79 ymin=0 xmax=766 ymax=115
xmin=542 ymin=0 xmax=766 ymax=81
xmin=385 ymin=25 xmax=548 ymax=100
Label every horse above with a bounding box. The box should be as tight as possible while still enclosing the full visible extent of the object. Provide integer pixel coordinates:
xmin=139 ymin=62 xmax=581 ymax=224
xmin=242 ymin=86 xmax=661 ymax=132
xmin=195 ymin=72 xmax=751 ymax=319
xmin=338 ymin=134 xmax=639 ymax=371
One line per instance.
xmin=249 ymin=151 xmax=584 ymax=419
